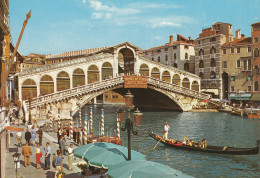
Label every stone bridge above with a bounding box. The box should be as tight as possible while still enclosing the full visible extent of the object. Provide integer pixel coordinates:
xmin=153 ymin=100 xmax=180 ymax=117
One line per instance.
xmin=17 ymin=42 xmax=211 ymax=121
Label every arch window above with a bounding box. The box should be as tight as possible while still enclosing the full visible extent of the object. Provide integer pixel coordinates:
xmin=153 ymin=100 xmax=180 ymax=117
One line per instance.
xmin=254 ymin=65 xmax=259 ymax=76
xmin=210 ymin=58 xmax=216 ymax=67
xmin=151 ymin=67 xmax=160 ymax=79
xmin=191 ymin=81 xmax=199 ymax=91
xmin=158 ymin=56 xmax=160 ymax=62
xmin=57 ymin=71 xmax=70 ymax=91
xmin=162 ymin=71 xmax=170 ymax=82
xmin=22 ymin=79 xmax=37 ymax=100
xmin=172 ymin=74 xmax=180 ymax=86
xmin=73 ymin=68 xmax=85 ymax=87
xmin=102 ymin=62 xmax=113 ymax=80
xmin=210 ymin=71 xmax=216 ymax=79
xmin=210 ymin=46 xmax=216 ymax=54
xmin=199 ymin=60 xmax=204 ymax=68
xmin=182 ymin=78 xmax=190 ymax=89
xmin=237 ymin=60 xmax=241 ymax=68
xmin=199 ymin=49 xmax=204 ymax=56
xmin=40 ymin=75 xmax=54 ymax=96
xmin=254 ymin=81 xmax=259 ymax=91
xmin=139 ymin=63 xmax=149 ymax=76
xmin=174 ymin=53 xmax=176 ymax=59
xmin=118 ymin=48 xmax=134 ymax=74
xmin=88 ymin=65 xmax=100 ymax=84
xmin=185 ymin=53 xmax=188 ymax=59
xmin=151 ymin=57 xmax=154 ymax=61
xmin=254 ymin=48 xmax=259 ymax=57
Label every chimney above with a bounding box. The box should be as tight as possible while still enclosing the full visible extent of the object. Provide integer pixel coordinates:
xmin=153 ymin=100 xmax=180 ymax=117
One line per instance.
xmin=235 ymin=29 xmax=241 ymax=39
xmin=169 ymin=35 xmax=174 ymax=44
xmin=241 ymin=34 xmax=245 ymax=39
xmin=188 ymin=37 xmax=191 ymax=41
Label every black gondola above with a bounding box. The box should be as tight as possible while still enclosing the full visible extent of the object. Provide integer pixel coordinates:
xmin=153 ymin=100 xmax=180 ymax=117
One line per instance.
xmin=148 ymin=131 xmax=260 ymax=155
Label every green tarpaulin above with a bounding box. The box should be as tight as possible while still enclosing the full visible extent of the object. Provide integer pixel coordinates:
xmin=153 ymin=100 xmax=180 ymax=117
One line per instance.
xmin=229 ymin=93 xmax=251 ymax=100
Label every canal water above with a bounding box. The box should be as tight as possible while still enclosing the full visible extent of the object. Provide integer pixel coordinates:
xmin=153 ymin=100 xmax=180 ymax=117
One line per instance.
xmin=79 ymin=105 xmax=260 ymax=177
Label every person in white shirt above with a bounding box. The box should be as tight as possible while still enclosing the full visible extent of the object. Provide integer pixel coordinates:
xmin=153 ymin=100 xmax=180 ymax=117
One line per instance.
xmin=16 ymin=131 xmax=22 ymax=147
xmin=163 ymin=122 xmax=170 ymax=140
xmin=68 ymin=144 xmax=74 ymax=171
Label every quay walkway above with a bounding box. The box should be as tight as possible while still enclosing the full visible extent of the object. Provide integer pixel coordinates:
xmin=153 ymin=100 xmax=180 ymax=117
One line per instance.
xmin=5 ymin=123 xmax=102 ymax=178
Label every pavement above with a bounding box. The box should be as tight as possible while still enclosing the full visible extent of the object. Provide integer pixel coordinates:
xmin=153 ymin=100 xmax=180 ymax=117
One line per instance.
xmin=5 ymin=121 xmax=104 ymax=178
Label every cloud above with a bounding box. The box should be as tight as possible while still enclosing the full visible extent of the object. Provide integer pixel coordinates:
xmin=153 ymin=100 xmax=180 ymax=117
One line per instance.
xmin=92 ymin=12 xmax=112 ymax=19
xmin=148 ymin=16 xmax=195 ymax=28
xmin=151 ymin=21 xmax=182 ymax=28
xmin=82 ymin=0 xmax=87 ymax=3
xmin=129 ymin=2 xmax=181 ymax=9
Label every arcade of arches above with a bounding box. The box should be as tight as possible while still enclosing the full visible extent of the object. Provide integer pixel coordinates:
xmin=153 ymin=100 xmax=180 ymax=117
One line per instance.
xmin=118 ymin=48 xmax=135 ymax=74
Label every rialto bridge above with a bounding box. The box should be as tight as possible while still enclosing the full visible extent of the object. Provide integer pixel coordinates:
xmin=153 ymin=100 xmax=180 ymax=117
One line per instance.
xmin=17 ymin=42 xmax=212 ymax=121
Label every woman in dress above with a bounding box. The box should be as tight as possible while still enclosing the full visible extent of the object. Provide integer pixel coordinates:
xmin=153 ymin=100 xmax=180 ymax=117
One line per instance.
xmin=35 ymin=144 xmax=42 ymax=169
xmin=31 ymin=126 xmax=37 ymax=146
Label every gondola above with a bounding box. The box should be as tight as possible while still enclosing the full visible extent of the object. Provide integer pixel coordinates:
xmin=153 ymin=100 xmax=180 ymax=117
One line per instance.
xmin=148 ymin=131 xmax=260 ymax=155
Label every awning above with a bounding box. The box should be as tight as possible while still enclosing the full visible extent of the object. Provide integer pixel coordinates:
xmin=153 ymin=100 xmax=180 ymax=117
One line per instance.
xmin=229 ymin=93 xmax=251 ymax=100
xmin=250 ymin=93 xmax=260 ymax=101
xmin=6 ymin=126 xmax=24 ymax=132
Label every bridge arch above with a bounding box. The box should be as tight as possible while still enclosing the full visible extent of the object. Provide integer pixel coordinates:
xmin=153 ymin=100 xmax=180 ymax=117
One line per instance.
xmin=22 ymin=79 xmax=37 ymax=100
xmin=162 ymin=70 xmax=170 ymax=82
xmin=139 ymin=63 xmax=149 ymax=76
xmin=182 ymin=77 xmax=190 ymax=89
xmin=118 ymin=48 xmax=135 ymax=74
xmin=73 ymin=68 xmax=85 ymax=87
xmin=191 ymin=80 xmax=199 ymax=91
xmin=40 ymin=75 xmax=54 ymax=96
xmin=172 ymin=74 xmax=180 ymax=86
xmin=88 ymin=65 xmax=100 ymax=84
xmin=151 ymin=67 xmax=160 ymax=79
xmin=57 ymin=71 xmax=70 ymax=91
xmin=102 ymin=62 xmax=113 ymax=80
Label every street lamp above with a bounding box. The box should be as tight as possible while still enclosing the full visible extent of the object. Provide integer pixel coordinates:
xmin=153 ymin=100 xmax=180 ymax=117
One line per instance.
xmin=28 ymin=98 xmax=32 ymax=125
xmin=12 ymin=152 xmax=21 ymax=178
xmin=119 ymin=90 xmax=143 ymax=160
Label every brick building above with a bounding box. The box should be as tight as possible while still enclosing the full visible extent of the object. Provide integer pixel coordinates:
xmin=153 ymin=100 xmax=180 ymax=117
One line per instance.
xmin=141 ymin=34 xmax=195 ymax=74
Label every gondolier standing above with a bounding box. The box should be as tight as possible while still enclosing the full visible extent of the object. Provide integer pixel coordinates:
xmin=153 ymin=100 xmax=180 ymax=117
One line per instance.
xmin=164 ymin=122 xmax=170 ymax=140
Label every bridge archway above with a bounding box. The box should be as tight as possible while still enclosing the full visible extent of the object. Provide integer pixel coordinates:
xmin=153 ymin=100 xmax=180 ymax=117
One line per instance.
xmin=172 ymin=74 xmax=180 ymax=86
xmin=88 ymin=65 xmax=100 ymax=84
xmin=57 ymin=71 xmax=70 ymax=91
xmin=162 ymin=70 xmax=170 ymax=82
xmin=191 ymin=81 xmax=199 ymax=91
xmin=118 ymin=48 xmax=135 ymax=74
xmin=139 ymin=63 xmax=149 ymax=76
xmin=102 ymin=62 xmax=113 ymax=80
xmin=182 ymin=77 xmax=190 ymax=89
xmin=73 ymin=68 xmax=85 ymax=87
xmin=151 ymin=67 xmax=160 ymax=79
xmin=22 ymin=79 xmax=37 ymax=100
xmin=40 ymin=75 xmax=54 ymax=96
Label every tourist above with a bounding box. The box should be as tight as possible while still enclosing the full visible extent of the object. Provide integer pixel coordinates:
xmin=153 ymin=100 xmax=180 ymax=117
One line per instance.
xmin=35 ymin=144 xmax=42 ymax=169
xmin=25 ymin=128 xmax=31 ymax=145
xmin=22 ymin=142 xmax=32 ymax=167
xmin=163 ymin=122 xmax=170 ymax=140
xmin=16 ymin=130 xmax=22 ymax=147
xmin=59 ymin=135 xmax=66 ymax=156
xmin=68 ymin=144 xmax=74 ymax=171
xmin=31 ymin=126 xmax=37 ymax=146
xmin=57 ymin=128 xmax=63 ymax=145
xmin=54 ymin=150 xmax=63 ymax=177
xmin=44 ymin=142 xmax=51 ymax=170
xmin=36 ymin=126 xmax=43 ymax=146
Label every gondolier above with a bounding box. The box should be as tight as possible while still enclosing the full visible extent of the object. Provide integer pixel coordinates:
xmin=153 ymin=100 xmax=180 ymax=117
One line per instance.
xmin=163 ymin=122 xmax=170 ymax=140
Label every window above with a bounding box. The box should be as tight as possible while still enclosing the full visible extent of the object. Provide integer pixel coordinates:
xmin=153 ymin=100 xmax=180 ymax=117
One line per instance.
xmin=165 ymin=55 xmax=168 ymax=61
xmin=247 ymin=75 xmax=252 ymax=81
xmin=210 ymin=58 xmax=216 ymax=67
xmin=210 ymin=37 xmax=216 ymax=42
xmin=158 ymin=56 xmax=160 ymax=62
xmin=254 ymin=48 xmax=259 ymax=57
xmin=112 ymin=95 xmax=118 ymax=99
xmin=254 ymin=65 xmax=259 ymax=76
xmin=174 ymin=53 xmax=176 ymax=59
xmin=231 ymin=48 xmax=234 ymax=54
xmin=230 ymin=76 xmax=235 ymax=81
xmin=254 ymin=37 xmax=259 ymax=43
xmin=223 ymin=61 xmax=227 ymax=68
xmin=223 ymin=49 xmax=226 ymax=54
xmin=157 ymin=49 xmax=161 ymax=52
xmin=184 ymin=45 xmax=189 ymax=49
xmin=248 ymin=86 xmax=252 ymax=92
xmin=185 ymin=53 xmax=188 ymax=59
xmin=199 ymin=40 xmax=203 ymax=44
xmin=248 ymin=59 xmax=252 ymax=70
xmin=254 ymin=81 xmax=259 ymax=91
xmin=199 ymin=60 xmax=204 ymax=68
xmin=165 ymin=48 xmax=168 ymax=51
xmin=173 ymin=63 xmax=177 ymax=68
xmin=244 ymin=60 xmax=247 ymax=71
xmin=105 ymin=95 xmax=108 ymax=99
xmin=184 ymin=63 xmax=189 ymax=71
xmin=199 ymin=72 xmax=203 ymax=79
xmin=210 ymin=46 xmax=216 ymax=54
xmin=237 ymin=47 xmax=240 ymax=53
xmin=210 ymin=71 xmax=216 ymax=79
xmin=199 ymin=49 xmax=204 ymax=56
xmin=231 ymin=86 xmax=235 ymax=92
xmin=27 ymin=65 xmax=29 ymax=68
xmin=237 ymin=60 xmax=241 ymax=68
xmin=173 ymin=46 xmax=177 ymax=49
xmin=248 ymin=47 xmax=252 ymax=53
xmin=152 ymin=57 xmax=154 ymax=61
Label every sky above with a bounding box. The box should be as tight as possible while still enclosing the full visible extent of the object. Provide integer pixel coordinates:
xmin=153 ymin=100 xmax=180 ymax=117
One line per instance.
xmin=10 ymin=0 xmax=260 ymax=55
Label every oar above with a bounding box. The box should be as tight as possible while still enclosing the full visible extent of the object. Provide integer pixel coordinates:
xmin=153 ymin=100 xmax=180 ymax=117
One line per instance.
xmin=146 ymin=132 xmax=166 ymax=153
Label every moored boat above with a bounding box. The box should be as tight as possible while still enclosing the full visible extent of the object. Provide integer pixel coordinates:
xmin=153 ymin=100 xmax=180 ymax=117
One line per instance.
xmin=148 ymin=131 xmax=260 ymax=155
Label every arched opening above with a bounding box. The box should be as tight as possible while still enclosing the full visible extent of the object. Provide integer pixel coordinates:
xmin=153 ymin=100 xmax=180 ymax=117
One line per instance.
xmin=57 ymin=71 xmax=70 ymax=91
xmin=172 ymin=74 xmax=180 ymax=85
xmin=118 ymin=48 xmax=135 ymax=74
xmin=222 ymin=72 xmax=229 ymax=99
xmin=22 ymin=79 xmax=37 ymax=100
xmin=88 ymin=65 xmax=100 ymax=84
xmin=162 ymin=71 xmax=170 ymax=82
xmin=40 ymin=75 xmax=54 ymax=96
xmin=73 ymin=68 xmax=85 ymax=87
xmin=210 ymin=46 xmax=216 ymax=54
xmin=102 ymin=62 xmax=113 ymax=80
xmin=139 ymin=64 xmax=149 ymax=76
xmin=151 ymin=67 xmax=160 ymax=79
xmin=199 ymin=60 xmax=204 ymax=68
xmin=210 ymin=71 xmax=216 ymax=79
xmin=254 ymin=65 xmax=259 ymax=76
xmin=158 ymin=56 xmax=160 ymax=62
xmin=182 ymin=78 xmax=190 ymax=89
xmin=185 ymin=53 xmax=188 ymax=59
xmin=184 ymin=63 xmax=189 ymax=71
xmin=254 ymin=48 xmax=259 ymax=57
xmin=199 ymin=49 xmax=204 ymax=56
xmin=191 ymin=81 xmax=199 ymax=91
xmin=211 ymin=58 xmax=216 ymax=67
xmin=254 ymin=81 xmax=259 ymax=91
xmin=199 ymin=72 xmax=204 ymax=79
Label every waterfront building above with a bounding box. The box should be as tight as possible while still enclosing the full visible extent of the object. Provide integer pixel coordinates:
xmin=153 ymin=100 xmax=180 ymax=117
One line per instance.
xmin=141 ymin=34 xmax=195 ymax=74
xmin=221 ymin=30 xmax=252 ymax=104
xmin=195 ymin=22 xmax=234 ymax=99
xmin=19 ymin=53 xmax=45 ymax=72
xmin=251 ymin=22 xmax=260 ymax=104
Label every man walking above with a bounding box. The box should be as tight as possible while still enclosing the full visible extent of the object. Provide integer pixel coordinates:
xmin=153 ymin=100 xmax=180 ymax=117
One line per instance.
xmin=22 ymin=142 xmax=32 ymax=167
xmin=25 ymin=128 xmax=31 ymax=145
xmin=54 ymin=150 xmax=63 ymax=178
xmin=16 ymin=131 xmax=22 ymax=147
xmin=44 ymin=142 xmax=51 ymax=170
xmin=68 ymin=144 xmax=73 ymax=171
xmin=36 ymin=127 xmax=43 ymax=146
xmin=59 ymin=135 xmax=66 ymax=156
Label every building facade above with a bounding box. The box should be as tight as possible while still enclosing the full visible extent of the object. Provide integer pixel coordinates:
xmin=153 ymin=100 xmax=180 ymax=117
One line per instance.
xmin=141 ymin=35 xmax=195 ymax=74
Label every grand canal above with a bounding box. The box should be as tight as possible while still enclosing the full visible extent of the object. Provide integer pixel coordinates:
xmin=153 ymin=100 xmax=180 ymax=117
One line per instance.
xmin=79 ymin=105 xmax=260 ymax=177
